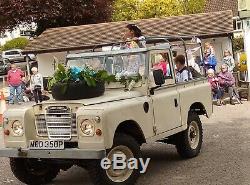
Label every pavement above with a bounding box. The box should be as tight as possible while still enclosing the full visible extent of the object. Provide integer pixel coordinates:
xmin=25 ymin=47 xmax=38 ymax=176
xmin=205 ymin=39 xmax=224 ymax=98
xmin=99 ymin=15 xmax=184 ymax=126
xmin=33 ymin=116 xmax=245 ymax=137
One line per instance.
xmin=0 ymin=102 xmax=250 ymax=184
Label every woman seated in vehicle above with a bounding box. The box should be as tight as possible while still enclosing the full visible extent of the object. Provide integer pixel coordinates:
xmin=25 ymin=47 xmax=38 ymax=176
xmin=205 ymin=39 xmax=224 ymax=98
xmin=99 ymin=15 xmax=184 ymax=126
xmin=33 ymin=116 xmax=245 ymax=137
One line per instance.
xmin=152 ymin=53 xmax=170 ymax=77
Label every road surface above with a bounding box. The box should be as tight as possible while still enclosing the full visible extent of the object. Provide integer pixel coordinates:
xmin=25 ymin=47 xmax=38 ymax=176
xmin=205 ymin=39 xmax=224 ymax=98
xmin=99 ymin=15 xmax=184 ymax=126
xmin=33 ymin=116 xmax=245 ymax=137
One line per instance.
xmin=0 ymin=102 xmax=250 ymax=185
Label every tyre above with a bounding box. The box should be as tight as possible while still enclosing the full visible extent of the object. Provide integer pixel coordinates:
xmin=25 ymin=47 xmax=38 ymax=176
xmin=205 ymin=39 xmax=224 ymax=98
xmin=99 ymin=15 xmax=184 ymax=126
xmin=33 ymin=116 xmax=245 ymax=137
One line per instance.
xmin=175 ymin=111 xmax=203 ymax=158
xmin=10 ymin=158 xmax=60 ymax=185
xmin=88 ymin=133 xmax=142 ymax=185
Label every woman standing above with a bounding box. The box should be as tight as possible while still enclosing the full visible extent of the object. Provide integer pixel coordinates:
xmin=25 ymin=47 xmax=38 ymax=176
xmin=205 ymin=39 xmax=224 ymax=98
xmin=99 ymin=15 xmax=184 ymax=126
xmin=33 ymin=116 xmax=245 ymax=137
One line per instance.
xmin=122 ymin=24 xmax=146 ymax=48
xmin=222 ymin=49 xmax=235 ymax=73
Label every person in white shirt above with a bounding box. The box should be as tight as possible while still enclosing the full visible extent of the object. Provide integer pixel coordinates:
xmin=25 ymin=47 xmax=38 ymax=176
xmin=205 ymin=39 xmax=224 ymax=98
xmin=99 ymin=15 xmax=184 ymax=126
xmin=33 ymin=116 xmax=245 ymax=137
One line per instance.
xmin=30 ymin=67 xmax=43 ymax=103
xmin=175 ymin=55 xmax=193 ymax=83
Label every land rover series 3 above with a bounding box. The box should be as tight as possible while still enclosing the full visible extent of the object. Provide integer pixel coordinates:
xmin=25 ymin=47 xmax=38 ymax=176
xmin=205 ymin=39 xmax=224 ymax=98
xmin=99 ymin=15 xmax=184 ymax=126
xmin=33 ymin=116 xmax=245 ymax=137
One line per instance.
xmin=0 ymin=37 xmax=212 ymax=185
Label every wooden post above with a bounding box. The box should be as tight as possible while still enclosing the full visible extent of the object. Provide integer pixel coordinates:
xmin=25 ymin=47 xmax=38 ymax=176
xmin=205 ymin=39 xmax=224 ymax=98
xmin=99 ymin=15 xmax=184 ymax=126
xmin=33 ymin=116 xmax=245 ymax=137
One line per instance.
xmin=26 ymin=55 xmax=30 ymax=77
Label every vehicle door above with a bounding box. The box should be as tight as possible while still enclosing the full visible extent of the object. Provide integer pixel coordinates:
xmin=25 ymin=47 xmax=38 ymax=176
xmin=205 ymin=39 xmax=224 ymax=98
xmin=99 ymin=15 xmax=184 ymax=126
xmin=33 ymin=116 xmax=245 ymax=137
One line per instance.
xmin=149 ymin=50 xmax=181 ymax=134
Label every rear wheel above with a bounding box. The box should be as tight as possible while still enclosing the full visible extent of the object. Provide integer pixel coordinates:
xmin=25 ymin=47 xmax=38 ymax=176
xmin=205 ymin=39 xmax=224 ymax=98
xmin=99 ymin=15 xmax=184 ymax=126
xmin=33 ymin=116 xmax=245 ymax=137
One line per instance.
xmin=88 ymin=133 xmax=142 ymax=185
xmin=175 ymin=112 xmax=203 ymax=158
xmin=10 ymin=158 xmax=60 ymax=185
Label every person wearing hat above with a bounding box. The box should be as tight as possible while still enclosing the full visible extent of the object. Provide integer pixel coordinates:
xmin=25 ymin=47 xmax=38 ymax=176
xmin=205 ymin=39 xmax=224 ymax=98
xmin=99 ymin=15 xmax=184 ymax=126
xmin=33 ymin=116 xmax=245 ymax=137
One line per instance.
xmin=30 ymin=67 xmax=43 ymax=104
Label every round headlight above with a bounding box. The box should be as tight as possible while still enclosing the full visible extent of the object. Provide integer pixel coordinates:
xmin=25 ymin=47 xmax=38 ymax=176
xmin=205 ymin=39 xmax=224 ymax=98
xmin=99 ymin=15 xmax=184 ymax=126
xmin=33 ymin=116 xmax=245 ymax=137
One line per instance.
xmin=80 ymin=120 xmax=95 ymax=136
xmin=12 ymin=120 xmax=23 ymax=136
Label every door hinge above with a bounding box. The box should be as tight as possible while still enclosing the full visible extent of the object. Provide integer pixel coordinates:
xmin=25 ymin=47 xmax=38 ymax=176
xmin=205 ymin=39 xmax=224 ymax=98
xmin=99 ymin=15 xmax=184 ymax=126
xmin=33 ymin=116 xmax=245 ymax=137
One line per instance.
xmin=153 ymin=126 xmax=157 ymax=134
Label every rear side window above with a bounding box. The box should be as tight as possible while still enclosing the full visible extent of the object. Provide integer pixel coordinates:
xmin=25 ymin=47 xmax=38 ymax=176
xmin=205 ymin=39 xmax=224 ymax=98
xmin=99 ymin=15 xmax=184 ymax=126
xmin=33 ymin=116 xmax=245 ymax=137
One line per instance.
xmin=4 ymin=51 xmax=20 ymax=55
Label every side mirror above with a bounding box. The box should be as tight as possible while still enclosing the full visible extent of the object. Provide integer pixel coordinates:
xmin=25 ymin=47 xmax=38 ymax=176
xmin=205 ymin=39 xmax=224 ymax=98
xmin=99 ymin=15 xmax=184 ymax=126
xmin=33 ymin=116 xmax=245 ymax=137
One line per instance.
xmin=153 ymin=69 xmax=165 ymax=86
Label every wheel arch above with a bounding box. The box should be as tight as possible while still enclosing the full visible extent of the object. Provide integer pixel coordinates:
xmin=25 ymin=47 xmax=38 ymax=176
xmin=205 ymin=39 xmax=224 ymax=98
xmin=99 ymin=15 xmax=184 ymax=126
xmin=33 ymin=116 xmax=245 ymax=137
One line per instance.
xmin=114 ymin=120 xmax=146 ymax=146
xmin=189 ymin=102 xmax=208 ymax=117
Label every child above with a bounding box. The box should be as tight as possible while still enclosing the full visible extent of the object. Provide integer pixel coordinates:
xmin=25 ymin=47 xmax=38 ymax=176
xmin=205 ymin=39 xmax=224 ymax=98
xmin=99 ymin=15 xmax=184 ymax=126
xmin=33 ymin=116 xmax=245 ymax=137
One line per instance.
xmin=30 ymin=67 xmax=43 ymax=104
xmin=204 ymin=42 xmax=217 ymax=71
xmin=207 ymin=69 xmax=224 ymax=106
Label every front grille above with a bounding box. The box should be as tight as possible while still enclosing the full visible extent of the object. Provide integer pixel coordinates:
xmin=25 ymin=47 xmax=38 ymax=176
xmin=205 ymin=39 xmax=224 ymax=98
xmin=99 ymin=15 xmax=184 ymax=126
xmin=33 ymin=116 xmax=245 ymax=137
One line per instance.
xmin=35 ymin=106 xmax=77 ymax=140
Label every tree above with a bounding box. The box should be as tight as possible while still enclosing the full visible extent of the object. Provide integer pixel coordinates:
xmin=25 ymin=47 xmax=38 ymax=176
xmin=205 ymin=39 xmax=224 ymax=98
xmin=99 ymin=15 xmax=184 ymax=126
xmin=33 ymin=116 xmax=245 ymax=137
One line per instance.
xmin=112 ymin=0 xmax=205 ymax=21
xmin=232 ymin=36 xmax=244 ymax=52
xmin=0 ymin=0 xmax=114 ymax=36
xmin=1 ymin=37 xmax=29 ymax=51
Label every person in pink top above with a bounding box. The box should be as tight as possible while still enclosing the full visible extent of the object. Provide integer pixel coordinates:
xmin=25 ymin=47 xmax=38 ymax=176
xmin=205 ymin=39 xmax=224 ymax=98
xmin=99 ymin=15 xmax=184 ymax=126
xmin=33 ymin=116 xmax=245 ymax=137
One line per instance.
xmin=7 ymin=63 xmax=24 ymax=104
xmin=153 ymin=53 xmax=168 ymax=76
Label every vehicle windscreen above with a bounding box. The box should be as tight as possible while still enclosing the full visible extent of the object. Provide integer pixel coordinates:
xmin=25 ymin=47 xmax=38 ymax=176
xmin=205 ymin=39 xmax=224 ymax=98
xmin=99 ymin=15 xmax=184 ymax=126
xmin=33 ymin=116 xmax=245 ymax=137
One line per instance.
xmin=67 ymin=53 xmax=146 ymax=80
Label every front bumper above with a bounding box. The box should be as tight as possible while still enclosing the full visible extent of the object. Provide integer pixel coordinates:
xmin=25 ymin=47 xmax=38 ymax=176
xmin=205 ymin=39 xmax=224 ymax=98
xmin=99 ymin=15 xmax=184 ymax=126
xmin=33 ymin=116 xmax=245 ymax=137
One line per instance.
xmin=0 ymin=148 xmax=106 ymax=159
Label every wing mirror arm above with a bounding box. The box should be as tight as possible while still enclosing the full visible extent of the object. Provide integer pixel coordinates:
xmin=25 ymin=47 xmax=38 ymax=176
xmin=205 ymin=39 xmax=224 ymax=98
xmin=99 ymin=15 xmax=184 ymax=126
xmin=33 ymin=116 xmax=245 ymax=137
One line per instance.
xmin=150 ymin=85 xmax=161 ymax=95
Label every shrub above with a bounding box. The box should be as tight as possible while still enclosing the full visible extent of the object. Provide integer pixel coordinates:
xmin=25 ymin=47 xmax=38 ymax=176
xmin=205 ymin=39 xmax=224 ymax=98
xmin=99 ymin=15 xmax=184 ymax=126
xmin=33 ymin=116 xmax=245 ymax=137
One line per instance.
xmin=2 ymin=37 xmax=29 ymax=51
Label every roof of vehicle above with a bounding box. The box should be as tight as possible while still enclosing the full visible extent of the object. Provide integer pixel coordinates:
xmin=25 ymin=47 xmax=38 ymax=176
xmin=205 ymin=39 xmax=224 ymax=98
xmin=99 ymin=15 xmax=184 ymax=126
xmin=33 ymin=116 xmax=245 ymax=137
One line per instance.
xmin=3 ymin=49 xmax=22 ymax=53
xmin=23 ymin=10 xmax=233 ymax=55
xmin=67 ymin=43 xmax=171 ymax=59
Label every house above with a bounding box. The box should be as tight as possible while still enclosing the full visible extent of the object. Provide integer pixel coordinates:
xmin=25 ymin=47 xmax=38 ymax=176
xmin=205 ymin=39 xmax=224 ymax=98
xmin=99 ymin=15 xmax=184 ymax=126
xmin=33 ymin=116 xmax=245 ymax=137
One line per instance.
xmin=23 ymin=10 xmax=234 ymax=77
xmin=205 ymin=0 xmax=242 ymax=35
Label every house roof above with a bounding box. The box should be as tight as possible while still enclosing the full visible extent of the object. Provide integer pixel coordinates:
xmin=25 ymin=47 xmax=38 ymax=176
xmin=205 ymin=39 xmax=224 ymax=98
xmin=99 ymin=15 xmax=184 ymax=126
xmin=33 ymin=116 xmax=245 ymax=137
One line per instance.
xmin=24 ymin=10 xmax=234 ymax=54
xmin=204 ymin=0 xmax=238 ymax=16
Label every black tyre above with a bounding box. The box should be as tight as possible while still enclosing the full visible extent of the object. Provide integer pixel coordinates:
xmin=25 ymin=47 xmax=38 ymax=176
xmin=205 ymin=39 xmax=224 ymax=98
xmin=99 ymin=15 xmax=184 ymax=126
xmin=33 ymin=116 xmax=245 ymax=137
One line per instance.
xmin=175 ymin=111 xmax=203 ymax=158
xmin=88 ymin=133 xmax=142 ymax=185
xmin=10 ymin=158 xmax=60 ymax=185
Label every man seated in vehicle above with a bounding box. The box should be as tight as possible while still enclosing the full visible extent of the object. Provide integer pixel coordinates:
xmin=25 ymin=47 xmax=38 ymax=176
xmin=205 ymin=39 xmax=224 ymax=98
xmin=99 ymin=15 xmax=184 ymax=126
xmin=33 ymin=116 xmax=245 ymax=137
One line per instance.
xmin=175 ymin=55 xmax=192 ymax=83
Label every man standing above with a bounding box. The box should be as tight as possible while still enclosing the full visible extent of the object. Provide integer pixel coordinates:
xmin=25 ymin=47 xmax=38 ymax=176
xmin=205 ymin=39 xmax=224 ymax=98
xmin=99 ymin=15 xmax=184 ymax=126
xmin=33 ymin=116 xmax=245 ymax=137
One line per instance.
xmin=7 ymin=63 xmax=24 ymax=104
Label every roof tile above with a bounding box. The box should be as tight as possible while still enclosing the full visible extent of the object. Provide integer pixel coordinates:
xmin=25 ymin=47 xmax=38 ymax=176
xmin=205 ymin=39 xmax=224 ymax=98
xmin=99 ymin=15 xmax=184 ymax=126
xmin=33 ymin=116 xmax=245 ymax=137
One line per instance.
xmin=25 ymin=10 xmax=233 ymax=53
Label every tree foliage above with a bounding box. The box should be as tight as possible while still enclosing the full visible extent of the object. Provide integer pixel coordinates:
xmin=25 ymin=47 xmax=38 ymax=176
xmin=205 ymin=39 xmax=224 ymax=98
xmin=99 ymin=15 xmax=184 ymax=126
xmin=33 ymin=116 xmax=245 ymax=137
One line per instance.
xmin=0 ymin=0 xmax=114 ymax=35
xmin=1 ymin=37 xmax=29 ymax=51
xmin=232 ymin=36 xmax=244 ymax=52
xmin=112 ymin=0 xmax=205 ymax=21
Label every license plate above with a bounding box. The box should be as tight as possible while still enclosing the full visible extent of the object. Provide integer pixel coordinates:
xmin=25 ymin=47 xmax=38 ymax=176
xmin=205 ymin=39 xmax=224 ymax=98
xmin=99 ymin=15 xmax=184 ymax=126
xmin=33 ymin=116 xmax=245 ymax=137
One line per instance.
xmin=29 ymin=140 xmax=64 ymax=150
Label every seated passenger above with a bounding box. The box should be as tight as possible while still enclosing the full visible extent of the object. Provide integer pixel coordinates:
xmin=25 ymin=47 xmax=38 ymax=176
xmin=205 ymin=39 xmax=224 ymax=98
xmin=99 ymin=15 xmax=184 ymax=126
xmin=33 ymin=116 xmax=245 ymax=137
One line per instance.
xmin=217 ymin=64 xmax=238 ymax=105
xmin=207 ymin=69 xmax=224 ymax=106
xmin=116 ymin=54 xmax=140 ymax=79
xmin=175 ymin=55 xmax=192 ymax=83
xmin=153 ymin=53 xmax=170 ymax=77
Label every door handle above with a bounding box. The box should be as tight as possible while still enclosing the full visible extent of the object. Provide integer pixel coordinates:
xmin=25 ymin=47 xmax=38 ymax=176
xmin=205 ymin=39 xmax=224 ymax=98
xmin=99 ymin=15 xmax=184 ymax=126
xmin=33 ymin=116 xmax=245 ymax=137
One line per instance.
xmin=174 ymin=98 xmax=178 ymax=107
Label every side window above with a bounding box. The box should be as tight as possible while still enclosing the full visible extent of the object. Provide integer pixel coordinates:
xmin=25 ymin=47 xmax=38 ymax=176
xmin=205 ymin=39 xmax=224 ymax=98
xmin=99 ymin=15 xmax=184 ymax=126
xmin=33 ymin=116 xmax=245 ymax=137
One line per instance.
xmin=150 ymin=50 xmax=174 ymax=86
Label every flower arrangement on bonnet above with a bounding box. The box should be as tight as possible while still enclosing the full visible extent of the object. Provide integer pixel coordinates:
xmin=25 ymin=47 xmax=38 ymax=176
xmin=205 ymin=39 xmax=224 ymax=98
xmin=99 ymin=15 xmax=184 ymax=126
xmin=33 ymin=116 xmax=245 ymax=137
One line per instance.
xmin=48 ymin=64 xmax=142 ymax=100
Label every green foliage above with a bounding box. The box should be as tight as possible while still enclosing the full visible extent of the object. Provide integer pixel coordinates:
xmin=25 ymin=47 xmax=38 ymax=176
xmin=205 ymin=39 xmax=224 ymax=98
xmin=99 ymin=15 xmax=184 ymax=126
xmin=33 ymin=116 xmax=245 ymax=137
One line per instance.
xmin=112 ymin=0 xmax=206 ymax=21
xmin=118 ymin=74 xmax=142 ymax=86
xmin=48 ymin=64 xmax=116 ymax=91
xmin=2 ymin=37 xmax=29 ymax=51
xmin=0 ymin=0 xmax=114 ymax=35
xmin=232 ymin=36 xmax=244 ymax=52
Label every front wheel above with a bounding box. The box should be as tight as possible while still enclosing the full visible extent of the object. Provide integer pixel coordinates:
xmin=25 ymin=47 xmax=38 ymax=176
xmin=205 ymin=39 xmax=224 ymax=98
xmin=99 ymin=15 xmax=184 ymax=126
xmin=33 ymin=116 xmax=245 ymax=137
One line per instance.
xmin=88 ymin=133 xmax=142 ymax=185
xmin=10 ymin=158 xmax=60 ymax=185
xmin=175 ymin=112 xmax=203 ymax=158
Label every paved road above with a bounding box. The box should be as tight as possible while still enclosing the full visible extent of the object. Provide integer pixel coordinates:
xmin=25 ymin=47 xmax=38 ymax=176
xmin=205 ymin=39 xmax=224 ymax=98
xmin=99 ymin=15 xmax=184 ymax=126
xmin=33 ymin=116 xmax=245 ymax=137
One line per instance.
xmin=0 ymin=102 xmax=250 ymax=185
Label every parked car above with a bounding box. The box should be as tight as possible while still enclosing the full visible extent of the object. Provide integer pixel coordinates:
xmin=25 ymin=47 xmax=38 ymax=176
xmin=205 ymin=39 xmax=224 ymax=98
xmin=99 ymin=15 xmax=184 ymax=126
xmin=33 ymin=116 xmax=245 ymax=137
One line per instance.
xmin=1 ymin=49 xmax=37 ymax=72
xmin=0 ymin=59 xmax=10 ymax=75
xmin=2 ymin=49 xmax=36 ymax=62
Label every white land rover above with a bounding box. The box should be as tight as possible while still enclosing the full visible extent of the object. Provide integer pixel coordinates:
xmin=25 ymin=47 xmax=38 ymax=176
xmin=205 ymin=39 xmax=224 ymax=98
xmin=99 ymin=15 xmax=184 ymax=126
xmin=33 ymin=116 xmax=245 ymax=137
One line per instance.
xmin=0 ymin=37 xmax=212 ymax=185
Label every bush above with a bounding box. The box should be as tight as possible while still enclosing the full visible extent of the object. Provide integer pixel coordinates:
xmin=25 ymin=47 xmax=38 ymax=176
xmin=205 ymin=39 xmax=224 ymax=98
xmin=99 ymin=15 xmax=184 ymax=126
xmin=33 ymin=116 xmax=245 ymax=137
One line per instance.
xmin=2 ymin=37 xmax=29 ymax=51
xmin=232 ymin=36 xmax=244 ymax=52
